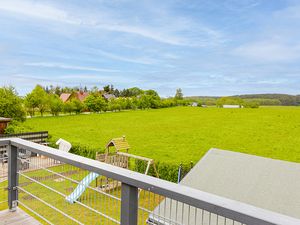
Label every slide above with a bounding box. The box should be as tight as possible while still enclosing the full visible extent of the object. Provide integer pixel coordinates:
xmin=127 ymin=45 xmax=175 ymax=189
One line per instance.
xmin=66 ymin=172 xmax=99 ymax=204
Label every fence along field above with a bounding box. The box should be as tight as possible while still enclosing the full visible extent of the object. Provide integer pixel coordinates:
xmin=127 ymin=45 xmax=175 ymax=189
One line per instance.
xmin=23 ymin=106 xmax=300 ymax=165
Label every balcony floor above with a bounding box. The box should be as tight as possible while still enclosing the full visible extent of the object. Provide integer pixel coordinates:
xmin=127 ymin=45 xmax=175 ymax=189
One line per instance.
xmin=0 ymin=208 xmax=41 ymax=225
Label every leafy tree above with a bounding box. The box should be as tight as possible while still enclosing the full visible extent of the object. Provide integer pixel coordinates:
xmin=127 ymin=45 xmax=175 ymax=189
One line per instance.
xmin=108 ymin=99 xmax=121 ymax=112
xmin=137 ymin=95 xmax=151 ymax=109
xmin=120 ymin=87 xmax=143 ymax=97
xmin=63 ymin=102 xmax=75 ymax=114
xmin=84 ymin=95 xmax=107 ymax=113
xmin=25 ymin=85 xmax=49 ymax=116
xmin=145 ymin=89 xmax=159 ymax=97
xmin=103 ymin=84 xmax=114 ymax=94
xmin=175 ymin=88 xmax=183 ymax=100
xmin=71 ymin=99 xmax=84 ymax=114
xmin=216 ymin=97 xmax=244 ymax=107
xmin=243 ymin=100 xmax=260 ymax=108
xmin=24 ymin=92 xmax=38 ymax=117
xmin=49 ymin=95 xmax=63 ymax=116
xmin=113 ymin=89 xmax=120 ymax=97
xmin=0 ymin=86 xmax=26 ymax=121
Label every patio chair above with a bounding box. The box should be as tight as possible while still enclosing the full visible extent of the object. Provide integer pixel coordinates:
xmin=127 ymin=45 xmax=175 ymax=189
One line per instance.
xmin=56 ymin=138 xmax=72 ymax=153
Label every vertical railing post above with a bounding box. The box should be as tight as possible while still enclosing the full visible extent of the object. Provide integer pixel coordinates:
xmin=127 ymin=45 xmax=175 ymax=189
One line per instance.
xmin=121 ymin=183 xmax=138 ymax=225
xmin=8 ymin=144 xmax=18 ymax=211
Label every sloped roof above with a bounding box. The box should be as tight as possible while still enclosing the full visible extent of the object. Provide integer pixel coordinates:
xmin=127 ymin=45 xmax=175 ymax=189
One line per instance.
xmin=76 ymin=92 xmax=89 ymax=102
xmin=106 ymin=136 xmax=130 ymax=152
xmin=60 ymin=93 xmax=71 ymax=103
xmin=60 ymin=92 xmax=89 ymax=103
xmin=102 ymin=93 xmax=115 ymax=100
xmin=149 ymin=149 xmax=300 ymax=224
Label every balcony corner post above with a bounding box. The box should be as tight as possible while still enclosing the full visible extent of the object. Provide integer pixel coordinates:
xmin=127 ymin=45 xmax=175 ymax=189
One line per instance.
xmin=121 ymin=183 xmax=138 ymax=225
xmin=8 ymin=144 xmax=18 ymax=211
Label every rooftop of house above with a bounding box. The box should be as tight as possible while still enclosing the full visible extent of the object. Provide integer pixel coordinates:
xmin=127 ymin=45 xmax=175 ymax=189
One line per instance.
xmin=59 ymin=93 xmax=71 ymax=103
xmin=150 ymin=148 xmax=300 ymax=223
xmin=60 ymin=92 xmax=89 ymax=103
xmin=102 ymin=93 xmax=116 ymax=100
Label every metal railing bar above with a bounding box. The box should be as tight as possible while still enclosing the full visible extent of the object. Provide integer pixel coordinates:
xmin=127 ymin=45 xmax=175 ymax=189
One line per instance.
xmin=18 ymin=172 xmax=67 ymax=198
xmin=18 ymin=187 xmax=83 ymax=225
xmin=18 ymin=172 xmax=121 ymax=224
xmin=2 ymin=138 xmax=300 ymax=225
xmin=17 ymin=200 xmax=55 ymax=225
xmin=0 ymin=200 xmax=7 ymax=204
xmin=20 ymin=157 xmax=121 ymax=201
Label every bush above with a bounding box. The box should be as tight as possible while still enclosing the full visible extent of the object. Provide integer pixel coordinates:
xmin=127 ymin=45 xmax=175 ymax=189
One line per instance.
xmin=243 ymin=100 xmax=260 ymax=108
xmin=134 ymin=160 xmax=193 ymax=182
xmin=69 ymin=144 xmax=97 ymax=159
xmin=5 ymin=120 xmax=31 ymax=134
xmin=0 ymin=86 xmax=26 ymax=121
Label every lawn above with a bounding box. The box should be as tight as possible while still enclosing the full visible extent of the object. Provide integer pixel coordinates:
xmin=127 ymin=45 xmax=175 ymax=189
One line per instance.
xmin=24 ymin=106 xmax=300 ymax=164
xmin=0 ymin=164 xmax=160 ymax=224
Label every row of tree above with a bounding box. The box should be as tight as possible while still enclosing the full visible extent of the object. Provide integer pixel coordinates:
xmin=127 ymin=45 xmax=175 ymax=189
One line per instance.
xmin=216 ymin=97 xmax=260 ymax=108
xmin=22 ymin=85 xmax=187 ymax=117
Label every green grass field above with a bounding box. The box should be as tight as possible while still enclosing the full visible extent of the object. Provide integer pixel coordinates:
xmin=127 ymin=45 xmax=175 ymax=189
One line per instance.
xmin=24 ymin=106 xmax=300 ymax=164
xmin=0 ymin=164 xmax=159 ymax=224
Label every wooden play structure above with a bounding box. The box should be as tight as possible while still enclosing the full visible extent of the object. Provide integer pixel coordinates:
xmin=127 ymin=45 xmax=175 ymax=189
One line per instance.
xmin=95 ymin=136 xmax=158 ymax=191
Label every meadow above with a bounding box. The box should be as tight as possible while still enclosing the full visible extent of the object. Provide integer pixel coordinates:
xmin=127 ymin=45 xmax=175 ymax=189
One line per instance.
xmin=24 ymin=106 xmax=300 ymax=164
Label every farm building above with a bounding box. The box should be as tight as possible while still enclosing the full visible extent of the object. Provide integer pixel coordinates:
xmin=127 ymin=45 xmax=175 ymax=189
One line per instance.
xmin=60 ymin=91 xmax=89 ymax=103
xmin=191 ymin=102 xmax=198 ymax=107
xmin=148 ymin=149 xmax=300 ymax=224
xmin=222 ymin=104 xmax=242 ymax=108
xmin=102 ymin=93 xmax=116 ymax=101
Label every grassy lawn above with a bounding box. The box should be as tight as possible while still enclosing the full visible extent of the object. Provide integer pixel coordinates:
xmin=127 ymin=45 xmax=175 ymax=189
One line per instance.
xmin=1 ymin=106 xmax=300 ymax=223
xmin=0 ymin=164 xmax=160 ymax=224
xmin=24 ymin=106 xmax=300 ymax=164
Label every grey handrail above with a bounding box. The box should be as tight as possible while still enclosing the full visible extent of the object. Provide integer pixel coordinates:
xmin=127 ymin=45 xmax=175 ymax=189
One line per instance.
xmin=1 ymin=138 xmax=300 ymax=225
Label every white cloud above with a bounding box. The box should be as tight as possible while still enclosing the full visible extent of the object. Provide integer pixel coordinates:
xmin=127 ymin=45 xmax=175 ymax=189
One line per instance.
xmin=0 ymin=0 xmax=222 ymax=47
xmin=0 ymin=0 xmax=75 ymax=23
xmin=95 ymin=49 xmax=157 ymax=65
xmin=24 ymin=62 xmax=121 ymax=72
xmin=233 ymin=41 xmax=300 ymax=62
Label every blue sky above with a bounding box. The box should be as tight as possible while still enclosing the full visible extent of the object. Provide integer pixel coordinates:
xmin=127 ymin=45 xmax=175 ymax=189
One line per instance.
xmin=0 ymin=0 xmax=300 ymax=96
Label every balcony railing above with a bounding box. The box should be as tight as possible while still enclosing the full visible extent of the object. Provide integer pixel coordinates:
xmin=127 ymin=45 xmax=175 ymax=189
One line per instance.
xmin=0 ymin=138 xmax=299 ymax=225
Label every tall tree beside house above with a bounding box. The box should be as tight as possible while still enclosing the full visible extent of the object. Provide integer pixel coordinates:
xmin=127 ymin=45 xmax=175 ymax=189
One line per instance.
xmin=24 ymin=92 xmax=38 ymax=117
xmin=175 ymin=88 xmax=183 ymax=100
xmin=84 ymin=94 xmax=107 ymax=113
xmin=103 ymin=84 xmax=114 ymax=94
xmin=113 ymin=89 xmax=120 ymax=97
xmin=71 ymin=99 xmax=85 ymax=114
xmin=49 ymin=95 xmax=63 ymax=116
xmin=25 ymin=85 xmax=49 ymax=116
xmin=63 ymin=101 xmax=75 ymax=115
xmin=0 ymin=86 xmax=26 ymax=121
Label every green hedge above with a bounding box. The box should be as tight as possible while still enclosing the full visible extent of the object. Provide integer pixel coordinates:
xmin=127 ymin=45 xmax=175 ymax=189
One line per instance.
xmin=134 ymin=159 xmax=193 ymax=182
xmin=48 ymin=141 xmax=193 ymax=182
xmin=48 ymin=141 xmax=99 ymax=159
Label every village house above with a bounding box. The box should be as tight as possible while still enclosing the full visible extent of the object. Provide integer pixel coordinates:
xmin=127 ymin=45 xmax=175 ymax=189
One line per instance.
xmin=60 ymin=91 xmax=89 ymax=103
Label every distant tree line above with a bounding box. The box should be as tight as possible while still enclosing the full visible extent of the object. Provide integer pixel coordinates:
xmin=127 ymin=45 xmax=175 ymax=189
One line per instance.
xmin=186 ymin=93 xmax=300 ymax=106
xmin=21 ymin=85 xmax=191 ymax=117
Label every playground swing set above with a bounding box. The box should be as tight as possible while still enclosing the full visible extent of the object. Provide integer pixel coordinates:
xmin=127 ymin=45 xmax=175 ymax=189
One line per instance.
xmin=95 ymin=136 xmax=159 ymax=192
xmin=65 ymin=136 xmax=158 ymax=203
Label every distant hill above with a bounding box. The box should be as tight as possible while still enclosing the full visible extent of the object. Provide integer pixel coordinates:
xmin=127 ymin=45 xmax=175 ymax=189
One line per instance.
xmin=185 ymin=94 xmax=300 ymax=106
